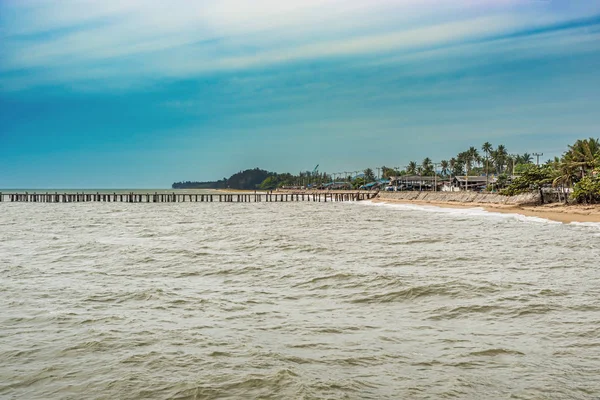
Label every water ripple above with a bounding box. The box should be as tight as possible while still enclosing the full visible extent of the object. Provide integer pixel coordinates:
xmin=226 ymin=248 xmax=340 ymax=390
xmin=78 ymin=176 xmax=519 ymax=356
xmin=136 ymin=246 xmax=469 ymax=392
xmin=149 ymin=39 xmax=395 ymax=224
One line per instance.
xmin=1 ymin=200 xmax=599 ymax=399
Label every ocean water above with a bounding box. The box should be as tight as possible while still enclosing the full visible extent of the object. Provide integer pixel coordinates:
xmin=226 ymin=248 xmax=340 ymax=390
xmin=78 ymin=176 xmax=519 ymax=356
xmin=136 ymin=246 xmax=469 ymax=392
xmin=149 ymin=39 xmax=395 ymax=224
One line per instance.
xmin=1 ymin=199 xmax=599 ymax=399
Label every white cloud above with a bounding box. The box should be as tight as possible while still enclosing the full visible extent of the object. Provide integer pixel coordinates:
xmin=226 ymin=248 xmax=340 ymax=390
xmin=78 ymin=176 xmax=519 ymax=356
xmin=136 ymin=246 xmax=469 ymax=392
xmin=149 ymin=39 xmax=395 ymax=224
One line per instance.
xmin=0 ymin=0 xmax=598 ymax=90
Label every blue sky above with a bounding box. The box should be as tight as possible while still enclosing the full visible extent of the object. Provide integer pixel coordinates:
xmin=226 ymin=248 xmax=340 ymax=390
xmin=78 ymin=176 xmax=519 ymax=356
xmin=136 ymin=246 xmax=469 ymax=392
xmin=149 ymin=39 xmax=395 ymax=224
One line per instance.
xmin=1 ymin=0 xmax=600 ymax=188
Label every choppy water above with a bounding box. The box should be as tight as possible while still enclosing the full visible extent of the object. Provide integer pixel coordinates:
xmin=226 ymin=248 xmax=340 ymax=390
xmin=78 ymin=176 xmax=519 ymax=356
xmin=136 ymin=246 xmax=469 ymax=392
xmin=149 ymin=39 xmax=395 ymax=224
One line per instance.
xmin=1 ymin=199 xmax=599 ymax=399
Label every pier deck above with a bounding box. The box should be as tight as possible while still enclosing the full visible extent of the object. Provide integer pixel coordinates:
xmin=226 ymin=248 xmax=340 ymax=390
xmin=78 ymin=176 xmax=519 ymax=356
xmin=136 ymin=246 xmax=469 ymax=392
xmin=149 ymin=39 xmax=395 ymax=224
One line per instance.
xmin=0 ymin=192 xmax=377 ymax=203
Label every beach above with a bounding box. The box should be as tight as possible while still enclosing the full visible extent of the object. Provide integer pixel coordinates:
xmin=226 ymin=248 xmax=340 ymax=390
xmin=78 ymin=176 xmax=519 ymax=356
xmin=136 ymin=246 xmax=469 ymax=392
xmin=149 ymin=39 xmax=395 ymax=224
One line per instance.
xmin=372 ymin=197 xmax=600 ymax=224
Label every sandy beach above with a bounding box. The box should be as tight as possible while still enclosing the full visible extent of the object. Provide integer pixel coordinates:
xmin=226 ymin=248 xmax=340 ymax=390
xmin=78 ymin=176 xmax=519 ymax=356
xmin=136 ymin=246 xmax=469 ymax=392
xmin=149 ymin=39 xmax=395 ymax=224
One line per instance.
xmin=372 ymin=198 xmax=600 ymax=224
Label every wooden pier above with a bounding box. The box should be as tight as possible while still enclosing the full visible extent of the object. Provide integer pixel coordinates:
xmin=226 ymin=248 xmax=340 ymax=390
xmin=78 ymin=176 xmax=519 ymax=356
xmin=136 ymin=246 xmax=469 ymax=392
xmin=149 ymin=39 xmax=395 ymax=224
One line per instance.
xmin=0 ymin=192 xmax=377 ymax=203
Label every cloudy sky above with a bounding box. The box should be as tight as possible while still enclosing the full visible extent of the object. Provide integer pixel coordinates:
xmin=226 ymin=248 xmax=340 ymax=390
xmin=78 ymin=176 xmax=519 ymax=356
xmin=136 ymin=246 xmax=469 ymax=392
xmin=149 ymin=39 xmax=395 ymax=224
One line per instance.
xmin=1 ymin=0 xmax=599 ymax=188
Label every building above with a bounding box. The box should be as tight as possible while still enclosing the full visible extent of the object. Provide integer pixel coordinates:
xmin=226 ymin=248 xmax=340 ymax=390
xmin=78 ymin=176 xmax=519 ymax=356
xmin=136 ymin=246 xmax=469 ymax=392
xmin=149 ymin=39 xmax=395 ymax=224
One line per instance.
xmin=388 ymin=175 xmax=447 ymax=191
xmin=452 ymin=176 xmax=496 ymax=191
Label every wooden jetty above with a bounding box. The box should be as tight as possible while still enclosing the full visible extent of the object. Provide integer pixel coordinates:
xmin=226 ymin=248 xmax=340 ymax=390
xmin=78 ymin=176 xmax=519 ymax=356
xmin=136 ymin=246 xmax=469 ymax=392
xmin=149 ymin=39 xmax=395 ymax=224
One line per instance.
xmin=0 ymin=192 xmax=377 ymax=203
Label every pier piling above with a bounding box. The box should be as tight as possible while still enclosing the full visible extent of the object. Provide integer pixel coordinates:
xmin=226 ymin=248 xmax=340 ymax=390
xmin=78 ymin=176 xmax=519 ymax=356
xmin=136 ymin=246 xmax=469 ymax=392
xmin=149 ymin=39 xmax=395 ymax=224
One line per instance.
xmin=1 ymin=191 xmax=376 ymax=204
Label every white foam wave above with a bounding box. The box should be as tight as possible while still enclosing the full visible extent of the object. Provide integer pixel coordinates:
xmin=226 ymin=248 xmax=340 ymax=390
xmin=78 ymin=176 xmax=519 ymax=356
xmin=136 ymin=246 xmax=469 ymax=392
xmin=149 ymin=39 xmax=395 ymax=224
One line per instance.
xmin=361 ymin=200 xmax=563 ymax=225
xmin=570 ymin=221 xmax=600 ymax=230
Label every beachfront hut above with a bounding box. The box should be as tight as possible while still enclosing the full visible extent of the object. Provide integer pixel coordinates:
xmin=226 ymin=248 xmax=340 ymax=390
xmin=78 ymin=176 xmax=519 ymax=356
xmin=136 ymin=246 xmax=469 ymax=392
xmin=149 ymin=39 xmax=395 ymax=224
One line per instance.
xmin=452 ymin=176 xmax=496 ymax=191
xmin=359 ymin=179 xmax=389 ymax=190
xmin=388 ymin=175 xmax=445 ymax=191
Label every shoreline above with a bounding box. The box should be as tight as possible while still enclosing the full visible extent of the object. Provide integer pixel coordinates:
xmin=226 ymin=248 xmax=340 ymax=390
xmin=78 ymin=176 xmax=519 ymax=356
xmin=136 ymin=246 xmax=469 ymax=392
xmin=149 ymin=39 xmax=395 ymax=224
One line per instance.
xmin=371 ymin=198 xmax=600 ymax=224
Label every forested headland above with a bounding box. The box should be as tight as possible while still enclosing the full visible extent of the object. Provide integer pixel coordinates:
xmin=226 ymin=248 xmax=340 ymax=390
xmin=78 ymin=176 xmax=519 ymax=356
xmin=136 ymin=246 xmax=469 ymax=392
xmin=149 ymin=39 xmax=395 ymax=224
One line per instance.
xmin=173 ymin=168 xmax=272 ymax=190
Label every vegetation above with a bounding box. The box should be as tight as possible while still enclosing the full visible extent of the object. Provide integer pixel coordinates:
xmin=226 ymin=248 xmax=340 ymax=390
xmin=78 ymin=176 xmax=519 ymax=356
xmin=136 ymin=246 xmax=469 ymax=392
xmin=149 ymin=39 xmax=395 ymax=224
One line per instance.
xmin=500 ymin=165 xmax=553 ymax=196
xmin=572 ymin=168 xmax=600 ymax=204
xmin=498 ymin=138 xmax=600 ymax=203
xmin=174 ymin=137 xmax=600 ymax=203
xmin=173 ymin=168 xmax=332 ymax=190
xmin=173 ymin=168 xmax=271 ymax=190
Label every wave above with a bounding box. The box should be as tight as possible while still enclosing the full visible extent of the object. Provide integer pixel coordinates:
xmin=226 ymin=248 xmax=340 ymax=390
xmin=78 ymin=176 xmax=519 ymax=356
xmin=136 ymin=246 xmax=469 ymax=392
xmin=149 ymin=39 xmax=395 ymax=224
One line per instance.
xmin=570 ymin=221 xmax=600 ymax=230
xmin=362 ymin=200 xmax=565 ymax=225
xmin=468 ymin=348 xmax=525 ymax=357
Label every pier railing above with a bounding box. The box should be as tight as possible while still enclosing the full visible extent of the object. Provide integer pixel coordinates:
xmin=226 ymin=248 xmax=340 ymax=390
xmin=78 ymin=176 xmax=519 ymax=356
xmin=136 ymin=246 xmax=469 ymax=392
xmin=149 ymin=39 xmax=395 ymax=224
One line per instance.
xmin=0 ymin=192 xmax=377 ymax=203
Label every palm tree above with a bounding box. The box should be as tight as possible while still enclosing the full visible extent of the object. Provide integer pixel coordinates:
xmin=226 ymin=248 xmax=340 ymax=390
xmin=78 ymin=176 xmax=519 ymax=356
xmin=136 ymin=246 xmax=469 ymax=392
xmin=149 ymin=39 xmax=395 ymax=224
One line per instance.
xmin=422 ymin=157 xmax=433 ymax=176
xmin=468 ymin=147 xmax=480 ymax=165
xmin=440 ymin=160 xmax=449 ymax=177
xmin=407 ymin=161 xmax=417 ymax=175
xmin=363 ymin=168 xmax=376 ymax=182
xmin=551 ymin=157 xmax=576 ymax=203
xmin=565 ymin=137 xmax=600 ymax=178
xmin=493 ymin=144 xmax=508 ymax=174
xmin=521 ymin=153 xmax=533 ymax=164
xmin=482 ymin=142 xmax=493 ymax=188
xmin=458 ymin=148 xmax=479 ymax=190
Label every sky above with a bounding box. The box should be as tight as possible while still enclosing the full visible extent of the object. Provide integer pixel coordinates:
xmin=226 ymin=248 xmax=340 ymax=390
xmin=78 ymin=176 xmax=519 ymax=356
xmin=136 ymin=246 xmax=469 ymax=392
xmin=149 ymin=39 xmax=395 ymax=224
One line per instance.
xmin=1 ymin=0 xmax=600 ymax=188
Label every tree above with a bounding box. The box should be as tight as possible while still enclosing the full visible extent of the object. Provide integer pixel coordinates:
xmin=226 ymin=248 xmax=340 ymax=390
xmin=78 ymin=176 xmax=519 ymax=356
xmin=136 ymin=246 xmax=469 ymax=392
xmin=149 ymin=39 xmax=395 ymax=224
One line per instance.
xmin=382 ymin=166 xmax=400 ymax=178
xmin=450 ymin=157 xmax=463 ymax=177
xmin=572 ymin=168 xmax=600 ymax=204
xmin=440 ymin=160 xmax=450 ymax=177
xmin=259 ymin=176 xmax=279 ymax=190
xmin=482 ymin=142 xmax=493 ymax=188
xmin=564 ymin=137 xmax=600 ymax=178
xmin=421 ymin=157 xmax=434 ymax=176
xmin=363 ymin=168 xmax=376 ymax=182
xmin=550 ymin=157 xmax=576 ymax=203
xmin=406 ymin=161 xmax=417 ymax=175
xmin=506 ymin=154 xmax=516 ymax=176
xmin=493 ymin=144 xmax=508 ymax=174
xmin=351 ymin=177 xmax=363 ymax=189
xmin=456 ymin=148 xmax=480 ymax=190
xmin=501 ymin=164 xmax=553 ymax=196
xmin=496 ymin=173 xmax=509 ymax=190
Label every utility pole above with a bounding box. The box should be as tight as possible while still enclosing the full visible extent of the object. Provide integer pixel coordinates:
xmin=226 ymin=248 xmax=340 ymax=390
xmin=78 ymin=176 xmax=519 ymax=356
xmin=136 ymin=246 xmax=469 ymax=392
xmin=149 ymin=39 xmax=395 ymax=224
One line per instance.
xmin=510 ymin=154 xmax=517 ymax=177
xmin=533 ymin=152 xmax=543 ymax=166
xmin=394 ymin=166 xmax=400 ymax=190
xmin=433 ymin=162 xmax=441 ymax=192
xmin=376 ymin=167 xmax=381 ymax=180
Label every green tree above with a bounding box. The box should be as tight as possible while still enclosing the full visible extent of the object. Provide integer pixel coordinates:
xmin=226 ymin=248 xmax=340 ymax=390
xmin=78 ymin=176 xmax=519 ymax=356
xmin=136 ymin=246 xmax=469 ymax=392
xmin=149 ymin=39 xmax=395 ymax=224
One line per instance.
xmin=482 ymin=142 xmax=493 ymax=188
xmin=259 ymin=176 xmax=279 ymax=190
xmin=550 ymin=157 xmax=576 ymax=203
xmin=421 ymin=157 xmax=434 ymax=176
xmin=382 ymin=166 xmax=400 ymax=178
xmin=363 ymin=168 xmax=376 ymax=182
xmin=493 ymin=144 xmax=508 ymax=174
xmin=571 ymin=169 xmax=600 ymax=204
xmin=501 ymin=164 xmax=553 ymax=196
xmin=521 ymin=153 xmax=533 ymax=164
xmin=564 ymin=137 xmax=600 ymax=178
xmin=440 ymin=160 xmax=450 ymax=177
xmin=450 ymin=157 xmax=463 ymax=177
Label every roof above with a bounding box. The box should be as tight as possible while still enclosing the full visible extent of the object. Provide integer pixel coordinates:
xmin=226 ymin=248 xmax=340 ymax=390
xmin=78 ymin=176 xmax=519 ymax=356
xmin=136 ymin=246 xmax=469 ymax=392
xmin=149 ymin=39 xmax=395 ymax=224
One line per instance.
xmin=454 ymin=176 xmax=496 ymax=183
xmin=390 ymin=175 xmax=438 ymax=182
xmin=324 ymin=181 xmax=351 ymax=187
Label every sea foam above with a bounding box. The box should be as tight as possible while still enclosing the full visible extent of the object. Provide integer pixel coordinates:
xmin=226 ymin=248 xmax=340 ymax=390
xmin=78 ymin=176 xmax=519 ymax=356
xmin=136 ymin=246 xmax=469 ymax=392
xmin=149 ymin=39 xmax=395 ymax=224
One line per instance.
xmin=361 ymin=200 xmax=564 ymax=225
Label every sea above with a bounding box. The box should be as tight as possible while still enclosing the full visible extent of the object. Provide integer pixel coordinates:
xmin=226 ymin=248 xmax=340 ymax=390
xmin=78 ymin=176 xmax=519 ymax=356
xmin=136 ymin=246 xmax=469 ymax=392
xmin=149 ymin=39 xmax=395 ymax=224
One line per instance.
xmin=1 ymin=190 xmax=599 ymax=399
